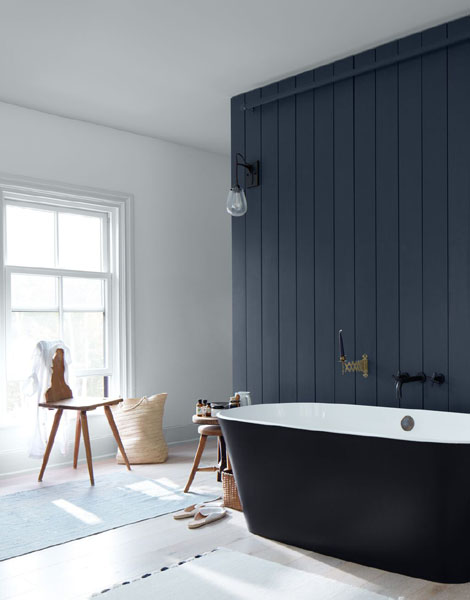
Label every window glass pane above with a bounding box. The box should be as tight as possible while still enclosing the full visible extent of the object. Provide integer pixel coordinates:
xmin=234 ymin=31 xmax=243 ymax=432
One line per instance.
xmin=6 ymin=205 xmax=55 ymax=267
xmin=63 ymin=312 xmax=105 ymax=370
xmin=63 ymin=278 xmax=104 ymax=310
xmin=11 ymin=274 xmax=58 ymax=309
xmin=6 ymin=380 xmax=25 ymax=416
xmin=74 ymin=375 xmax=106 ymax=398
xmin=8 ymin=312 xmax=60 ymax=380
xmin=59 ymin=213 xmax=103 ymax=271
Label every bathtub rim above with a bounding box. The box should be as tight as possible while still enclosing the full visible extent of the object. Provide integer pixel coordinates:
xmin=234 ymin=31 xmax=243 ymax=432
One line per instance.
xmin=216 ymin=402 xmax=470 ymax=445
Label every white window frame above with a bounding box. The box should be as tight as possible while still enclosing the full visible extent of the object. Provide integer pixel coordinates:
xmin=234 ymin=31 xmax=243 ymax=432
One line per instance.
xmin=0 ymin=174 xmax=134 ymax=423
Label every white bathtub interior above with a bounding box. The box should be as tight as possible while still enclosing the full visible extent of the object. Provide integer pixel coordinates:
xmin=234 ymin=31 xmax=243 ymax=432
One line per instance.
xmin=217 ymin=402 xmax=470 ymax=444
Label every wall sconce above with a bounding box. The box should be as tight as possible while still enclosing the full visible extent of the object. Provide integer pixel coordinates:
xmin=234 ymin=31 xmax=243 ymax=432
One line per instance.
xmin=226 ymin=153 xmax=260 ymax=217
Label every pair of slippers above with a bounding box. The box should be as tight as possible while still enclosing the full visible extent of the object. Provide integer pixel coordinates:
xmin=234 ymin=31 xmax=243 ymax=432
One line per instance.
xmin=173 ymin=499 xmax=226 ymax=529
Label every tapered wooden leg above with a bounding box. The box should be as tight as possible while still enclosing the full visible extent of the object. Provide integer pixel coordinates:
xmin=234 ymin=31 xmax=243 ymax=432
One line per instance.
xmin=184 ymin=434 xmax=207 ymax=493
xmin=73 ymin=411 xmax=81 ymax=468
xmin=217 ymin=435 xmax=227 ymax=481
xmin=38 ymin=409 xmax=63 ymax=482
xmin=80 ymin=411 xmax=94 ymax=486
xmin=104 ymin=405 xmax=131 ymax=471
xmin=216 ymin=436 xmax=222 ymax=482
xmin=220 ymin=436 xmax=227 ymax=471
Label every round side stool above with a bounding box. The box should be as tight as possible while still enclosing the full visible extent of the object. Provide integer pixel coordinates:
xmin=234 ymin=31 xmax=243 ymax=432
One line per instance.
xmin=184 ymin=424 xmax=224 ymax=492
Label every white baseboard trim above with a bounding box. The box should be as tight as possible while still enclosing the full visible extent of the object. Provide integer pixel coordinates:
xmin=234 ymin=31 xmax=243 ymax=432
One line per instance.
xmin=0 ymin=452 xmax=117 ymax=479
xmin=0 ymin=424 xmax=199 ymax=478
xmin=0 ymin=435 xmax=118 ymax=478
xmin=163 ymin=424 xmax=199 ymax=444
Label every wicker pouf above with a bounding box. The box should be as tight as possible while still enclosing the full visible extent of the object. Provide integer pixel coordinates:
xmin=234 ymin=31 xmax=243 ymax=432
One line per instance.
xmin=114 ymin=393 xmax=168 ymax=464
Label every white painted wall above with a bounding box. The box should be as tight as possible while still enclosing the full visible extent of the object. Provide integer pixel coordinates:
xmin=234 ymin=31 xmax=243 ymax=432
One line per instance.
xmin=0 ymin=101 xmax=232 ymax=476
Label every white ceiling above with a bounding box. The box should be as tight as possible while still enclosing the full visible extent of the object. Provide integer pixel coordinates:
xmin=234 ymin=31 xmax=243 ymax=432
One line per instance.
xmin=1 ymin=0 xmax=469 ymax=155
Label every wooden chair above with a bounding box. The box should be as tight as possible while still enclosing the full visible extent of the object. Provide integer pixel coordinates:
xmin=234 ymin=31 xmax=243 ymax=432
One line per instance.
xmin=184 ymin=424 xmax=224 ymax=493
xmin=38 ymin=348 xmax=131 ymax=486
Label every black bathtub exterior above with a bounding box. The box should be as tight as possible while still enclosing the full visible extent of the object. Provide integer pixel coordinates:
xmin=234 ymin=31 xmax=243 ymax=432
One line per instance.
xmin=219 ymin=417 xmax=470 ymax=583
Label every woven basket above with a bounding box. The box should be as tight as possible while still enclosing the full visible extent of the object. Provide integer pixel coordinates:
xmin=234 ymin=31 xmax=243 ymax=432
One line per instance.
xmin=222 ymin=469 xmax=243 ymax=511
xmin=114 ymin=393 xmax=168 ymax=464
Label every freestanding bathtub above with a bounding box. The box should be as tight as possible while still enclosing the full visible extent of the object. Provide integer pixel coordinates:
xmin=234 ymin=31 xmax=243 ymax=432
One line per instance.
xmin=218 ymin=402 xmax=470 ymax=583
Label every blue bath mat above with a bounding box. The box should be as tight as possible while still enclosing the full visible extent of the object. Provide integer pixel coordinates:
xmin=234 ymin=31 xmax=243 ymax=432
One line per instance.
xmin=0 ymin=472 xmax=217 ymax=561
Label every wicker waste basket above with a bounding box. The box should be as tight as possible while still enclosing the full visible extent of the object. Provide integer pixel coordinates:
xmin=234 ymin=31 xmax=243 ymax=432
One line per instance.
xmin=114 ymin=393 xmax=168 ymax=464
xmin=222 ymin=469 xmax=243 ymax=511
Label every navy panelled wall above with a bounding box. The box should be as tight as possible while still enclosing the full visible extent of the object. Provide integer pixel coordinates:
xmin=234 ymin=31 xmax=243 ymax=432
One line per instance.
xmin=231 ymin=16 xmax=470 ymax=411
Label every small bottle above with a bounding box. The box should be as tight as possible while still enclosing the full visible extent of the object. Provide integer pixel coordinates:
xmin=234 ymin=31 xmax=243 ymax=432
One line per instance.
xmin=196 ymin=399 xmax=203 ymax=417
xmin=229 ymin=395 xmax=240 ymax=409
xmin=203 ymin=399 xmax=211 ymax=417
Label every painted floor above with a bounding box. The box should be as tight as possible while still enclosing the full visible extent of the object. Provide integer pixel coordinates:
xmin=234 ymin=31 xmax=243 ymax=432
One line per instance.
xmin=0 ymin=439 xmax=468 ymax=600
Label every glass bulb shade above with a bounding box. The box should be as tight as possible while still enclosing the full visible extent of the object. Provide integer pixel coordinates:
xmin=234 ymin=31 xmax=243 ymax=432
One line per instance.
xmin=226 ymin=186 xmax=247 ymax=217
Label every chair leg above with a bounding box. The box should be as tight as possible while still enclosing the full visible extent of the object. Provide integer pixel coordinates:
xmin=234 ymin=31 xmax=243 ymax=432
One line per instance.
xmin=73 ymin=411 xmax=81 ymax=468
xmin=80 ymin=411 xmax=95 ymax=486
xmin=216 ymin=435 xmax=227 ymax=482
xmin=219 ymin=436 xmax=227 ymax=472
xmin=38 ymin=408 xmax=64 ymax=482
xmin=184 ymin=434 xmax=208 ymax=493
xmin=104 ymin=405 xmax=131 ymax=470
xmin=216 ymin=437 xmax=222 ymax=482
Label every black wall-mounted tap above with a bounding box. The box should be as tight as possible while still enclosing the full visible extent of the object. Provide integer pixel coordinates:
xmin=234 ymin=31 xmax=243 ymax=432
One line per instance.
xmin=392 ymin=371 xmax=426 ymax=402
xmin=431 ymin=372 xmax=445 ymax=386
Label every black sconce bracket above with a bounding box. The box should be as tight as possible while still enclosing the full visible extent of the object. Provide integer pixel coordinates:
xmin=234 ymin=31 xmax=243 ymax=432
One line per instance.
xmin=235 ymin=153 xmax=260 ymax=188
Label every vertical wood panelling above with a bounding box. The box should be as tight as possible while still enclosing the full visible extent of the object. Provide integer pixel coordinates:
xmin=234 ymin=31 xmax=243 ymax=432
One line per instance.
xmin=261 ymin=83 xmax=279 ymax=403
xmin=333 ymin=57 xmax=355 ymax=404
xmin=278 ymin=77 xmax=297 ymax=403
xmin=448 ymin=17 xmax=470 ymax=413
xmin=231 ymin=94 xmax=247 ymax=393
xmin=232 ymin=16 xmax=470 ymax=413
xmin=354 ymin=50 xmax=377 ymax=406
xmin=375 ymin=42 xmax=399 ymax=407
xmin=398 ymin=33 xmax=423 ymax=410
xmin=422 ymin=24 xmax=448 ymax=411
xmin=245 ymin=89 xmax=263 ymax=404
xmin=296 ymin=72 xmax=315 ymax=402
xmin=314 ymin=65 xmax=335 ymax=402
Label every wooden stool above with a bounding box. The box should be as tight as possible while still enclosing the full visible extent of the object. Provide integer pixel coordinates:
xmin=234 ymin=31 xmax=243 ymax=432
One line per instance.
xmin=184 ymin=424 xmax=223 ymax=493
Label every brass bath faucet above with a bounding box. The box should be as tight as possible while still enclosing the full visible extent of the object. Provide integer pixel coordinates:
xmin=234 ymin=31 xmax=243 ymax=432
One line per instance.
xmin=338 ymin=330 xmax=368 ymax=378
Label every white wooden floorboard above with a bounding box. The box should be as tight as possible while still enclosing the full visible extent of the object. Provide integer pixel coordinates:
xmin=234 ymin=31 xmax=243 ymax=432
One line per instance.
xmin=0 ymin=439 xmax=469 ymax=599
